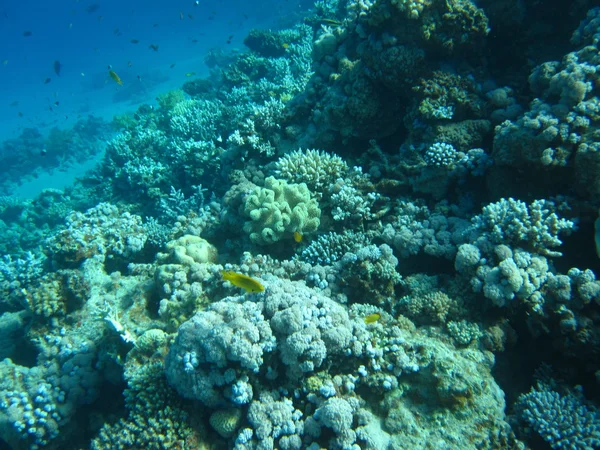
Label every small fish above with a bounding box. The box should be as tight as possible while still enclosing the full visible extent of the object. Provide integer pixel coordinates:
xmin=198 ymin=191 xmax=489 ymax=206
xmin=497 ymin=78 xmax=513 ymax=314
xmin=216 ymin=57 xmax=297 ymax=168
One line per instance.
xmin=68 ymin=23 xmax=73 ymax=30
xmin=364 ymin=313 xmax=381 ymax=324
xmin=54 ymin=60 xmax=61 ymax=76
xmin=80 ymin=72 xmax=85 ymax=76
xmin=180 ymin=12 xmax=184 ymax=20
xmin=282 ymin=43 xmax=289 ymax=49
xmin=169 ymin=63 xmax=176 ymax=69
xmin=44 ymin=77 xmax=51 ymax=84
xmin=188 ymin=14 xmax=194 ymax=19
xmin=293 ymin=232 xmax=303 ymax=243
xmin=2 ymin=60 xmax=7 ymax=65
xmin=23 ymin=31 xmax=33 ymax=37
xmin=128 ymin=61 xmax=133 ymax=67
xmin=40 ymin=148 xmax=47 ymax=156
xmin=221 ymin=271 xmax=265 ymax=293
xmin=226 ymin=34 xmax=233 ymax=44
xmin=321 ymin=18 xmax=342 ymax=26
xmin=9 ymin=100 xmax=18 ymax=107
xmin=149 ymin=44 xmax=159 ymax=51
xmin=153 ymin=23 xmax=159 ymax=27
xmin=130 ymin=39 xmax=139 ymax=44
xmin=108 ymin=70 xmax=123 ymax=85
xmin=185 ymin=72 xmax=196 ymax=77
xmin=85 ymin=3 xmax=100 ymax=13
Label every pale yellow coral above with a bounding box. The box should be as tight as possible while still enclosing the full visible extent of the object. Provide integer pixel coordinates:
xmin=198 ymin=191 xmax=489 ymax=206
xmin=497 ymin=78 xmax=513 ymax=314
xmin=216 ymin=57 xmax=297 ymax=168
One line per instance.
xmin=242 ymin=177 xmax=321 ymax=245
xmin=165 ymin=235 xmax=218 ymax=266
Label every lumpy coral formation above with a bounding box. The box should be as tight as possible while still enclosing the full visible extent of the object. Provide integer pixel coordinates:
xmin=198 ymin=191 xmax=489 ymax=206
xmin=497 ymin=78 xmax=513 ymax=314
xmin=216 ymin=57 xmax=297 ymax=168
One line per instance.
xmin=0 ymin=2 xmax=600 ymax=449
xmin=241 ymin=177 xmax=321 ymax=245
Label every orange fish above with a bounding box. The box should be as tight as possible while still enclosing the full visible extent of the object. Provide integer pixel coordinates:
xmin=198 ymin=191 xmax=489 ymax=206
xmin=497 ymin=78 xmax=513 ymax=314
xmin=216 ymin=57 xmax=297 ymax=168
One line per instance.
xmin=108 ymin=70 xmax=123 ymax=85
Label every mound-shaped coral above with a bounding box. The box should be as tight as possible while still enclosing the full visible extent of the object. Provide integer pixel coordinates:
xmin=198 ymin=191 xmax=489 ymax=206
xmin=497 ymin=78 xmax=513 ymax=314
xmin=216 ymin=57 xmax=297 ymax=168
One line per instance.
xmin=242 ymin=177 xmax=321 ymax=245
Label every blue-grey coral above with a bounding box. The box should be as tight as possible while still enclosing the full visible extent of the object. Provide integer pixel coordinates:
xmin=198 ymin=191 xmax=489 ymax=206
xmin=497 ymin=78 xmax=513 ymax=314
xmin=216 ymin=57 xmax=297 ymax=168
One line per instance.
xmin=165 ymin=277 xmax=355 ymax=404
xmin=46 ymin=203 xmax=148 ymax=268
xmin=515 ymin=382 xmax=600 ymax=450
xmin=273 ymin=149 xmax=349 ymax=194
xmin=381 ymin=200 xmax=470 ymax=259
xmin=297 ymin=231 xmax=370 ymax=265
xmin=236 ymin=392 xmax=304 ymax=450
xmin=471 ymin=198 xmax=575 ymax=257
xmin=165 ymin=299 xmax=275 ymax=406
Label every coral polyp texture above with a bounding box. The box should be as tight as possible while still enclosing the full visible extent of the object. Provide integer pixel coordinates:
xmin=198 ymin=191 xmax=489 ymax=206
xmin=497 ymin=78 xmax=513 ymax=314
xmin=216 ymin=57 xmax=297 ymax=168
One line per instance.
xmin=1 ymin=1 xmax=600 ymax=449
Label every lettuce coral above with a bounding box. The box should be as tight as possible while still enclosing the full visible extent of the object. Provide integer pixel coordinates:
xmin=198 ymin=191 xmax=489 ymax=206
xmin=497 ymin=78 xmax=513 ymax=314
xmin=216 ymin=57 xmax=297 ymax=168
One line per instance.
xmin=242 ymin=177 xmax=321 ymax=245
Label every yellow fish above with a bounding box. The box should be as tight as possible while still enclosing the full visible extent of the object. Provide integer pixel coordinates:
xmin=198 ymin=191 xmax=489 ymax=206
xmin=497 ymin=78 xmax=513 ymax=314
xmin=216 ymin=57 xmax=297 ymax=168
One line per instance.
xmin=282 ymin=43 xmax=289 ymax=49
xmin=221 ymin=271 xmax=265 ymax=293
xmin=108 ymin=70 xmax=123 ymax=86
xmin=293 ymin=232 xmax=303 ymax=243
xmin=364 ymin=313 xmax=381 ymax=324
xmin=185 ymin=72 xmax=196 ymax=77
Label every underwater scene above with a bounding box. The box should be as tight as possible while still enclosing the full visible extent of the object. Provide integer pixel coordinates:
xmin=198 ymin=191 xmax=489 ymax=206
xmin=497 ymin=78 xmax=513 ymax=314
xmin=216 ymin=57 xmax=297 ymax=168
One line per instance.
xmin=1 ymin=0 xmax=600 ymax=448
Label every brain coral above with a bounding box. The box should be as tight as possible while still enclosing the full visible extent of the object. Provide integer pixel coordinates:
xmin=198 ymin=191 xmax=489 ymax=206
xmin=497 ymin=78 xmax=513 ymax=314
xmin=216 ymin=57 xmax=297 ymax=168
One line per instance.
xmin=242 ymin=176 xmax=321 ymax=245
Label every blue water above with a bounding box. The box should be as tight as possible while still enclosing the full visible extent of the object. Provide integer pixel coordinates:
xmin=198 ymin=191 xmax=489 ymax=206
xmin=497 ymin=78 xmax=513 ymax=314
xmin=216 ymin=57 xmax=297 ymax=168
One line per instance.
xmin=0 ymin=0 xmax=309 ymax=141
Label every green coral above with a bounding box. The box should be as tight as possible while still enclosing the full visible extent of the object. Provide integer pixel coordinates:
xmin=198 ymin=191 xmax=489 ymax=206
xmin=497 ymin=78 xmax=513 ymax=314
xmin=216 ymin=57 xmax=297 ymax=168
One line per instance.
xmin=446 ymin=320 xmax=481 ymax=346
xmin=91 ymin=362 xmax=204 ymax=450
xmin=397 ymin=289 xmax=465 ymax=325
xmin=156 ymin=90 xmax=186 ymax=111
xmin=208 ymin=408 xmax=242 ymax=438
xmin=242 ymin=176 xmax=321 ymax=245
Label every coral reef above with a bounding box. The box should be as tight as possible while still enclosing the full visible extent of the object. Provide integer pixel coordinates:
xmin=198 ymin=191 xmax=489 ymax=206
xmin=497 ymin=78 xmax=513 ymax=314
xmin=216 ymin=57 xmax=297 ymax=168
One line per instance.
xmin=0 ymin=3 xmax=599 ymax=449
